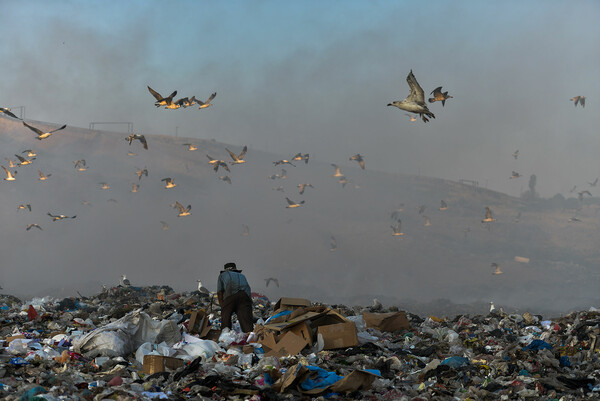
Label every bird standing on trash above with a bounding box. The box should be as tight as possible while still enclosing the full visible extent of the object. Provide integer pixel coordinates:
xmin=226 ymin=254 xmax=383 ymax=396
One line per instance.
xmin=120 ymin=275 xmax=131 ymax=287
xmin=217 ymin=262 xmax=254 ymax=333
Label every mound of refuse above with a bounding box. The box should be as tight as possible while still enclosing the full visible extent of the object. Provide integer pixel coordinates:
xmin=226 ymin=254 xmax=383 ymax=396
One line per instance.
xmin=1 ymin=286 xmax=599 ymax=400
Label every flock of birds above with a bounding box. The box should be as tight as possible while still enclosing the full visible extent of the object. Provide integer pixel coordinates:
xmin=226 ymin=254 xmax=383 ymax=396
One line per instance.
xmin=0 ymin=70 xmax=590 ymax=287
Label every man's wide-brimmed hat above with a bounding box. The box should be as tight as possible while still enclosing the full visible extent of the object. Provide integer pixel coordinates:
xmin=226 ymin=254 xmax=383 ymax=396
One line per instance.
xmin=222 ymin=262 xmax=242 ymax=272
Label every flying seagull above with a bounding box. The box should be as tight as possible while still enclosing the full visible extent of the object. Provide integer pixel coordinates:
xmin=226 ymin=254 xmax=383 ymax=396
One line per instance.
xmin=22 ymin=121 xmax=66 ymax=140
xmin=226 ymin=146 xmax=247 ymax=165
xmin=241 ymin=224 xmax=249 ymax=236
xmin=297 ymin=183 xmax=314 ymax=194
xmin=512 ymin=150 xmax=519 ymax=160
xmin=147 ymin=86 xmax=177 ymax=107
xmin=588 ymin=178 xmax=598 ymax=187
xmin=510 ymin=171 xmax=521 ymax=179
xmin=99 ymin=182 xmax=110 ymax=190
xmin=387 ymin=70 xmax=435 ymax=122
xmin=264 ymin=278 xmax=279 ymax=288
xmin=331 ymin=164 xmax=344 ymax=178
xmin=491 ymin=263 xmax=503 ymax=275
xmin=197 ymin=92 xmax=217 ymax=109
xmin=2 ymin=166 xmax=17 ymax=181
xmin=570 ymin=96 xmax=585 ymax=108
xmin=269 ymin=169 xmax=286 ymax=180
xmin=15 ymin=154 xmax=35 ymax=166
xmin=38 ymin=170 xmax=51 ymax=181
xmin=17 ymin=204 xmax=31 ymax=211
xmin=47 ymin=213 xmax=76 ymax=221
xmin=174 ymin=201 xmax=191 ymax=217
xmin=160 ymin=221 xmax=169 ymax=230
xmin=73 ymin=159 xmax=87 ymax=171
xmin=404 ymin=113 xmax=417 ymax=122
xmin=219 ymin=175 xmax=232 ymax=184
xmin=5 ymin=158 xmax=16 ymax=168
xmin=428 ymin=86 xmax=453 ymax=106
xmin=131 ymin=183 xmax=139 ymax=193
xmin=482 ymin=207 xmax=496 ymax=223
xmin=273 ymin=159 xmax=296 ymax=167
xmin=330 ymin=235 xmax=337 ymax=251
xmin=183 ymin=143 xmax=198 ymax=151
xmin=423 ymin=215 xmax=431 ymax=226
xmin=285 ymin=197 xmax=305 ymax=208
xmin=163 ymin=96 xmax=183 ymax=109
xmin=135 ymin=167 xmax=148 ymax=181
xmin=215 ymin=161 xmax=230 ymax=173
xmin=23 ymin=150 xmax=37 ymax=157
xmin=292 ymin=153 xmax=310 ymax=164
xmin=440 ymin=200 xmax=448 ymax=211
xmin=126 ymin=134 xmax=148 ymax=150
xmin=26 ymin=223 xmax=42 ymax=231
xmin=349 ymin=154 xmax=365 ymax=170
xmin=391 ymin=221 xmax=404 ymax=236
xmin=161 ymin=177 xmax=177 ymax=189
xmin=578 ymin=190 xmax=592 ymax=202
xmin=0 ymin=107 xmax=20 ymax=119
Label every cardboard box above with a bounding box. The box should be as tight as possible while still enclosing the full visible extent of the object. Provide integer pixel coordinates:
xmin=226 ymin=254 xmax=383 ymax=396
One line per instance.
xmin=188 ymin=310 xmax=211 ymax=338
xmin=143 ymin=355 xmax=184 ymax=375
xmin=288 ymin=321 xmax=314 ymax=345
xmin=317 ymin=322 xmax=358 ymax=350
xmin=274 ymin=297 xmax=311 ymax=311
xmin=363 ymin=311 xmax=410 ymax=332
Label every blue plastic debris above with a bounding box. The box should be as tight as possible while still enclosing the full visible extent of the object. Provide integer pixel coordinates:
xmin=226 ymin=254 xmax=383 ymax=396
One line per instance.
xmin=440 ymin=356 xmax=470 ymax=369
xmin=522 ymin=339 xmax=552 ymax=351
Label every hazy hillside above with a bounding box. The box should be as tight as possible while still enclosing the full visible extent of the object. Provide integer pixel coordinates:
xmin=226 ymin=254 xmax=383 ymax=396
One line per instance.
xmin=1 ymin=115 xmax=599 ymax=313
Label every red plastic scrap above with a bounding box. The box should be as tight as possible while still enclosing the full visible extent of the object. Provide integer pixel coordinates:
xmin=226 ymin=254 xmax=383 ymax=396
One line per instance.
xmin=27 ymin=305 xmax=38 ymax=321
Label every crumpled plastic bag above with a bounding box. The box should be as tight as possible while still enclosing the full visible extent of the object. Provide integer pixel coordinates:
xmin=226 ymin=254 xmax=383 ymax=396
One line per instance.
xmin=73 ymin=309 xmax=181 ymax=358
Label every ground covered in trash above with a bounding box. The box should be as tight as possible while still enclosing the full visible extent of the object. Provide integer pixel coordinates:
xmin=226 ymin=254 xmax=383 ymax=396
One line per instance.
xmin=1 ymin=286 xmax=599 ymax=400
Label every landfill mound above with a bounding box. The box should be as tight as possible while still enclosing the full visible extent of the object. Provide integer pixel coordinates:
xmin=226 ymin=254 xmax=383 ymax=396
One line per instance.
xmin=1 ymin=286 xmax=599 ymax=400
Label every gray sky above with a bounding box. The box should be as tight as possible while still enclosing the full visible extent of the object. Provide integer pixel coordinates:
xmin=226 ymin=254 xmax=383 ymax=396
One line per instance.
xmin=1 ymin=1 xmax=599 ymax=197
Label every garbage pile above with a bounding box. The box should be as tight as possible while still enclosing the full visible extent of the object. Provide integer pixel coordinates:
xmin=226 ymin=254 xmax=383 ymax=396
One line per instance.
xmin=1 ymin=286 xmax=600 ymax=400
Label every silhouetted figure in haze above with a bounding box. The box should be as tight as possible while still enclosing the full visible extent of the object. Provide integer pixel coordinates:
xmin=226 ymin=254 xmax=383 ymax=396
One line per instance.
xmin=217 ymin=262 xmax=253 ymax=333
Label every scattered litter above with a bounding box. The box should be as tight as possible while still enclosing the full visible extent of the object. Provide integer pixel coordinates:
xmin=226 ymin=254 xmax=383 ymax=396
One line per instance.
xmin=1 ymin=287 xmax=599 ymax=399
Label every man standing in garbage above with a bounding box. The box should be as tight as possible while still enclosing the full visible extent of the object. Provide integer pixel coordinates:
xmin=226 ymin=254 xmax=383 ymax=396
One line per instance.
xmin=217 ymin=262 xmax=254 ymax=333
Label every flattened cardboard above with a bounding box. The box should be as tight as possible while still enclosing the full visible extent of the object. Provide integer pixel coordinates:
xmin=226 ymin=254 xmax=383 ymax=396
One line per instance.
xmin=143 ymin=355 xmax=184 ymax=375
xmin=363 ymin=311 xmax=410 ymax=332
xmin=317 ymin=322 xmax=358 ymax=350
xmin=303 ymin=369 xmax=381 ymax=394
xmin=264 ymin=330 xmax=310 ymax=357
xmin=5 ymin=335 xmax=25 ymax=343
xmin=264 ymin=311 xmax=325 ymax=332
xmin=272 ymin=363 xmax=308 ymax=393
xmin=274 ymin=297 xmax=311 ymax=311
